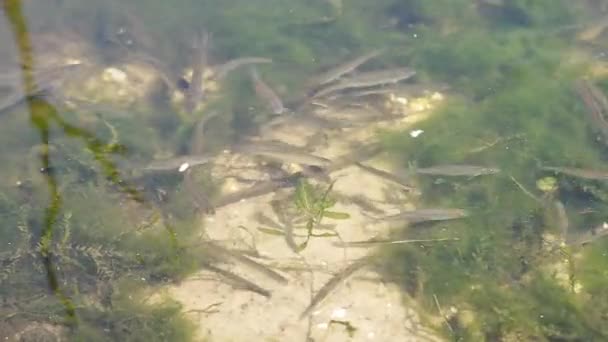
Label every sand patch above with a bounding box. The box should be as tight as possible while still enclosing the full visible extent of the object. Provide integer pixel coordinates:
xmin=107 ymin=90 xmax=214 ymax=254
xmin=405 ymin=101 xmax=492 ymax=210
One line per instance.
xmin=168 ymin=95 xmax=446 ymax=341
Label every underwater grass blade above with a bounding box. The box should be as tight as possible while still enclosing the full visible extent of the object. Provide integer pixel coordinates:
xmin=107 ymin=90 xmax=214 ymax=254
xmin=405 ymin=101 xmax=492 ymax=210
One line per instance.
xmin=322 ymin=211 xmax=350 ymax=219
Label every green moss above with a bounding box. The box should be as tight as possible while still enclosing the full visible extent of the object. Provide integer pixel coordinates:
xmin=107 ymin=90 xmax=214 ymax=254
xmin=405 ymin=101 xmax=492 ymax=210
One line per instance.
xmin=3 ymin=0 xmax=608 ymax=340
xmin=72 ymin=284 xmax=196 ymax=341
xmin=374 ymin=2 xmax=608 ymax=339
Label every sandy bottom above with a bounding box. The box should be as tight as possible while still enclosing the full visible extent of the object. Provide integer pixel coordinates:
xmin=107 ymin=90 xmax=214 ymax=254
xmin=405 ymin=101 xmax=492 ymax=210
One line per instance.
xmin=167 ymin=105 xmax=446 ymax=341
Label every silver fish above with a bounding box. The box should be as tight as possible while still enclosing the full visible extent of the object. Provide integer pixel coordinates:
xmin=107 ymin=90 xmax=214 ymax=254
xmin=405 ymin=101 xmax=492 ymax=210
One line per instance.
xmin=554 ymin=200 xmax=569 ymax=237
xmin=327 ymin=143 xmax=384 ymax=172
xmin=333 ymin=237 xmax=458 ymax=247
xmin=355 ymin=162 xmax=416 ymax=192
xmin=125 ymin=51 xmax=178 ymax=91
xmin=312 ymin=67 xmax=416 ymax=98
xmin=213 ymin=57 xmax=272 ymax=80
xmin=308 ymin=49 xmax=384 ymax=88
xmin=233 ymin=141 xmax=331 ymax=167
xmin=250 ymin=68 xmax=285 ymax=114
xmin=184 ymin=31 xmax=210 ymax=113
xmin=332 ymin=82 xmax=451 ymax=99
xmin=0 ymin=63 xmax=86 ymax=113
xmin=575 ymin=80 xmax=608 ymax=145
xmin=213 ymin=172 xmax=304 ymax=208
xmin=202 ymin=262 xmax=271 ymax=298
xmin=569 ymin=222 xmax=608 ymax=246
xmin=415 ymin=164 xmax=500 ymax=177
xmin=141 ymin=154 xmax=213 ymax=172
xmin=542 ymin=165 xmax=608 ymax=181
xmin=299 ymin=256 xmax=371 ymax=320
xmin=377 ymin=208 xmax=469 ymax=223
xmin=577 ymin=14 xmax=608 ymax=41
xmin=189 ymin=110 xmax=220 ymax=155
xmin=203 ymin=242 xmax=288 ymax=284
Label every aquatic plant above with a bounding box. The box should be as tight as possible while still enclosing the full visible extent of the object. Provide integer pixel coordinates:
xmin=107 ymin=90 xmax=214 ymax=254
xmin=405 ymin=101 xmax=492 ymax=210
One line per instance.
xmin=258 ymin=178 xmax=349 ymax=252
xmin=369 ymin=1 xmax=608 ymax=339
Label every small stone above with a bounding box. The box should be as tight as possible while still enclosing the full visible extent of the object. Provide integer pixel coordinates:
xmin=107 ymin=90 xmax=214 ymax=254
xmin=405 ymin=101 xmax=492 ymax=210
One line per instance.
xmin=395 ymin=96 xmax=408 ymax=105
xmin=178 ymin=163 xmax=190 ymax=172
xmin=431 ymin=92 xmax=444 ymax=101
xmin=410 ymin=129 xmax=424 ymax=138
xmin=103 ymin=67 xmax=127 ymax=83
xmin=331 ymin=307 xmax=347 ymax=319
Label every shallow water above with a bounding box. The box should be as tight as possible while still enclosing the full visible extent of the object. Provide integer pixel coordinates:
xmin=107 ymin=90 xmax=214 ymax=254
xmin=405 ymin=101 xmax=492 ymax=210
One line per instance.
xmin=2 ymin=0 xmax=608 ymax=340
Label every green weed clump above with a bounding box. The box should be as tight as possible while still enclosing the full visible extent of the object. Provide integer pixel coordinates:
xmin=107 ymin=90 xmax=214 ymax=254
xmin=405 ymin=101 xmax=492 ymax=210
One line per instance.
xmin=374 ymin=1 xmax=608 ymax=340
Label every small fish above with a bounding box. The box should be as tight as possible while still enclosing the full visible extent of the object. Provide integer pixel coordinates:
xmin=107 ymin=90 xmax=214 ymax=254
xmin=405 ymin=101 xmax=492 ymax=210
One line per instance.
xmin=182 ymin=171 xmax=214 ymax=214
xmin=0 ymin=63 xmax=86 ymax=113
xmin=333 ymin=237 xmax=458 ymax=247
xmin=328 ymin=87 xmax=394 ymax=99
xmin=542 ymin=165 xmax=608 ymax=181
xmin=569 ymin=222 xmax=608 ymax=246
xmin=308 ymin=49 xmax=384 ymax=88
xmin=213 ymin=172 xmax=304 ymax=209
xmin=126 ymin=51 xmax=177 ymax=91
xmin=0 ymin=63 xmax=84 ymax=89
xmin=574 ymin=80 xmax=608 ymax=145
xmin=554 ymin=200 xmax=569 ymax=237
xmin=577 ymin=15 xmax=608 ymax=41
xmin=189 ymin=110 xmax=220 ymax=155
xmin=312 ymin=67 xmax=416 ymax=98
xmin=300 ymin=164 xmax=331 ymax=182
xmin=234 ymin=141 xmax=331 ymax=167
xmin=355 ymin=162 xmax=416 ymax=192
xmin=327 ymin=143 xmax=384 ymax=172
xmin=283 ymin=218 xmax=301 ymax=253
xmin=334 ymin=82 xmax=451 ymax=99
xmin=332 ymin=193 xmax=386 ymax=215
xmin=377 ymin=208 xmax=468 ymax=223
xmin=250 ymin=68 xmax=286 ymax=114
xmin=250 ymin=150 xmax=330 ymax=167
xmin=299 ymin=256 xmax=371 ymax=320
xmin=263 ymin=112 xmax=344 ymax=132
xmin=202 ymin=262 xmax=272 ymax=298
xmin=213 ymin=57 xmax=272 ymax=80
xmin=204 ymin=242 xmax=288 ymax=284
xmin=184 ymin=31 xmax=210 ymax=113
xmin=414 ymin=164 xmax=500 ymax=177
xmin=141 ymin=154 xmax=213 ymax=172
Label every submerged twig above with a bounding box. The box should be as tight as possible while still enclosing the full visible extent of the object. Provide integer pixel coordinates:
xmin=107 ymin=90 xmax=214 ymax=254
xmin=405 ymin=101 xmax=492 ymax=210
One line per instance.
xmin=433 ymin=293 xmax=454 ymax=334
xmin=509 ymin=175 xmax=541 ymax=203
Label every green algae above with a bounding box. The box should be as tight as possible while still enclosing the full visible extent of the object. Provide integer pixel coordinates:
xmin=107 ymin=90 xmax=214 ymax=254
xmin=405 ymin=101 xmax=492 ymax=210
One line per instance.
xmin=372 ymin=1 xmax=608 ymax=340
xmin=3 ymin=0 xmax=608 ymax=340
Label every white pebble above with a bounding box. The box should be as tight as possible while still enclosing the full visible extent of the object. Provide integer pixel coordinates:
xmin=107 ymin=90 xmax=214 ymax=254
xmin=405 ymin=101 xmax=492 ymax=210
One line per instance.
xmin=331 ymin=307 xmax=347 ymax=319
xmin=395 ymin=96 xmax=408 ymax=105
xmin=103 ymin=67 xmax=127 ymax=83
xmin=410 ymin=129 xmax=424 ymax=138
xmin=178 ymin=162 xmax=190 ymax=172
xmin=431 ymin=92 xmax=444 ymax=101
